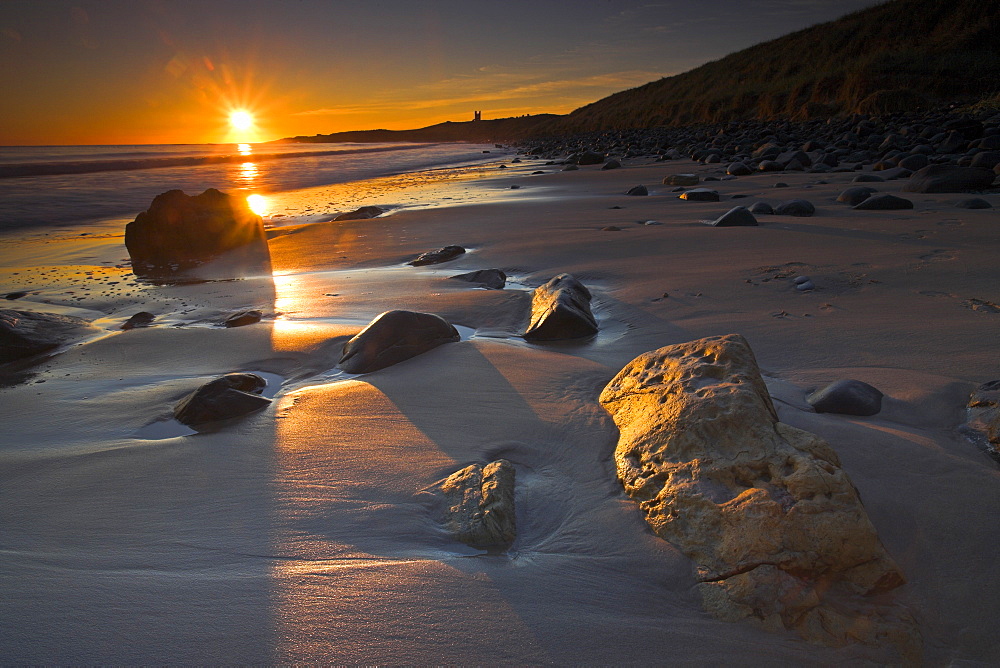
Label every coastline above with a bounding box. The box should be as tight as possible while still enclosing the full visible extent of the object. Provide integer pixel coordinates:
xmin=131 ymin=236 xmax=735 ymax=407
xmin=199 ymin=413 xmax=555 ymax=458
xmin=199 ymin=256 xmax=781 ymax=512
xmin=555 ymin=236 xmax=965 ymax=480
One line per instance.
xmin=2 ymin=150 xmax=999 ymax=664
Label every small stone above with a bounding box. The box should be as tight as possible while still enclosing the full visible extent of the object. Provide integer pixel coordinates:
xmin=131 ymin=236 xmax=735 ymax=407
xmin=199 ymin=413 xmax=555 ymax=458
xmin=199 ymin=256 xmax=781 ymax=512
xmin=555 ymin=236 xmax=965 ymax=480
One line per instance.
xmin=601 ymin=159 xmax=622 ymax=170
xmin=602 ymin=225 xmax=622 ymax=231
xmin=748 ymin=202 xmax=774 ymax=215
xmin=625 ymin=185 xmax=648 ymax=196
xmin=334 ymin=205 xmax=384 ymax=221
xmin=836 ymin=187 xmax=878 ymax=205
xmin=427 ymin=459 xmax=516 ymax=549
xmin=449 ymin=269 xmax=506 ymax=290
xmin=663 ymin=173 xmax=699 ymax=186
xmin=523 ymin=273 xmax=597 ymax=341
xmin=339 ymin=310 xmax=460 ymax=373
xmin=409 ymin=245 xmax=466 ymax=266
xmin=173 ymin=373 xmax=271 ymax=426
xmin=774 ymin=199 xmax=816 ymax=217
xmin=852 ymin=174 xmax=885 ymax=183
xmin=955 ymin=198 xmax=992 ymax=209
xmin=223 ymin=310 xmax=262 ymax=328
xmin=853 ymin=194 xmax=914 ymax=210
xmin=796 ymin=281 xmax=815 ymax=291
xmin=4 ymin=291 xmax=27 ymax=300
xmin=121 ymin=312 xmax=155 ymax=330
xmin=793 ymin=275 xmax=811 ymax=285
xmin=727 ymin=161 xmax=753 ymax=176
xmin=679 ymin=188 xmax=720 ymax=202
xmin=807 ymin=379 xmax=884 ymax=416
xmin=710 ymin=206 xmax=758 ymax=227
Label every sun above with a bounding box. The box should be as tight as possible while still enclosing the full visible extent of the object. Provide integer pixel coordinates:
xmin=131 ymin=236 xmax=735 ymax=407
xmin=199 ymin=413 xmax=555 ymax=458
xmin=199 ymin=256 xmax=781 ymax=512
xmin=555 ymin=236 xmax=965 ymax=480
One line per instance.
xmin=229 ymin=110 xmax=254 ymax=131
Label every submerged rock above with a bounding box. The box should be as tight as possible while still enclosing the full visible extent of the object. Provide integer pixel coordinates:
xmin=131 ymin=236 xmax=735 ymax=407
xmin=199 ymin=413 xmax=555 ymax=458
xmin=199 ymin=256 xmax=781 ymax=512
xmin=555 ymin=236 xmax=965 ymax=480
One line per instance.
xmin=124 ymin=188 xmax=271 ymax=281
xmin=427 ymin=459 xmax=516 ymax=549
xmin=408 ymin=245 xmax=466 ymax=266
xmin=0 ymin=309 xmax=96 ymax=363
xmin=807 ymin=379 xmax=884 ymax=416
xmin=449 ymin=268 xmax=507 ymax=290
xmin=523 ymin=273 xmax=598 ymax=341
xmin=173 ymin=373 xmax=270 ymax=426
xmin=599 ymin=334 xmax=916 ymax=658
xmin=338 ymin=310 xmax=459 ymax=373
xmin=334 ymin=205 xmax=384 ymax=221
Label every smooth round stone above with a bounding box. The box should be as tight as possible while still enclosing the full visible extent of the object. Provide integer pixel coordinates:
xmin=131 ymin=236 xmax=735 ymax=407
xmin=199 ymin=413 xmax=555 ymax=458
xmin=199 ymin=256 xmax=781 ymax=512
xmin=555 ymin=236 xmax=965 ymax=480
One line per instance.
xmin=793 ymin=275 xmax=811 ymax=285
xmin=679 ymin=188 xmax=720 ymax=202
xmin=807 ymin=379 xmax=884 ymax=416
xmin=625 ymin=185 xmax=648 ymax=196
xmin=852 ymin=174 xmax=885 ymax=183
xmin=774 ymin=199 xmax=816 ymax=216
xmin=795 ymin=281 xmax=815 ymax=291
xmin=773 ymin=182 xmax=789 ymax=188
xmin=748 ymin=202 xmax=774 ymax=215
xmin=709 ymin=206 xmax=758 ymax=227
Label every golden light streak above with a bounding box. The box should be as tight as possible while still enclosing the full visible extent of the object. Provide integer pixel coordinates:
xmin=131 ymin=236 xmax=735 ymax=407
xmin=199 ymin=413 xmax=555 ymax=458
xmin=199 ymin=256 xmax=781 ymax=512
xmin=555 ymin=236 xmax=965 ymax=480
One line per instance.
xmin=247 ymin=193 xmax=269 ymax=216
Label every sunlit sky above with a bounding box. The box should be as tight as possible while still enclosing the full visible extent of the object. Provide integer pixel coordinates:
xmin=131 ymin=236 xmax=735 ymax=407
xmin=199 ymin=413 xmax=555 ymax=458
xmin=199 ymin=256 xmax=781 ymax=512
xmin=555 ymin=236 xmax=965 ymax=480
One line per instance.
xmin=1 ymin=0 xmax=884 ymax=145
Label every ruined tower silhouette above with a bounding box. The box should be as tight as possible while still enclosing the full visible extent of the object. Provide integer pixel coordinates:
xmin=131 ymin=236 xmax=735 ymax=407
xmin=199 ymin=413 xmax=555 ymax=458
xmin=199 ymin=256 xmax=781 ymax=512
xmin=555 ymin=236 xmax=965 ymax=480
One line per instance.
xmin=473 ymin=110 xmax=481 ymax=121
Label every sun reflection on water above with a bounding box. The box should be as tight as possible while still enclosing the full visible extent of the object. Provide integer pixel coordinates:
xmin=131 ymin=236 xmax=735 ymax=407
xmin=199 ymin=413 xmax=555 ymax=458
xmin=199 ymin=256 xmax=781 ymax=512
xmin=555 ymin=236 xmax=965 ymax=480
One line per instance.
xmin=238 ymin=142 xmax=253 ymax=155
xmin=240 ymin=161 xmax=259 ymax=186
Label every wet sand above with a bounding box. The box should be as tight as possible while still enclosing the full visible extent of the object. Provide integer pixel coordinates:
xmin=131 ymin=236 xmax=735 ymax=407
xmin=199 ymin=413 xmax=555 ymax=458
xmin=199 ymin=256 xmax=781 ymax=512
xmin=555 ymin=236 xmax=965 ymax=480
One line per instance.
xmin=2 ymin=155 xmax=999 ymax=664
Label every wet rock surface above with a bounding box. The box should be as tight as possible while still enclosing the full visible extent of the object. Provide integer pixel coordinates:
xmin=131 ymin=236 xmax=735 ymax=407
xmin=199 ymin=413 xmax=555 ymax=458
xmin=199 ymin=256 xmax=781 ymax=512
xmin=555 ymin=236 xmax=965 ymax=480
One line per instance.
xmin=124 ymin=188 xmax=272 ymax=281
xmin=0 ymin=309 xmax=96 ymax=364
xmin=426 ymin=459 xmax=516 ymax=550
xmin=223 ymin=310 xmax=263 ymax=328
xmin=523 ymin=273 xmax=598 ymax=341
xmin=599 ymin=334 xmax=917 ymax=658
xmin=173 ymin=373 xmax=271 ymax=427
xmin=338 ymin=310 xmax=460 ymax=373
xmin=121 ymin=312 xmax=155 ymax=330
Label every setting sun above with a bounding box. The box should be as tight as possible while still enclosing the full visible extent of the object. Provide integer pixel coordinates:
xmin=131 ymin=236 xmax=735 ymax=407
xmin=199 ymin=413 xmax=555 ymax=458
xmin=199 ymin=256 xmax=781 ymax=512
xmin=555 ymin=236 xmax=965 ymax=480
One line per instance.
xmin=229 ymin=110 xmax=254 ymax=131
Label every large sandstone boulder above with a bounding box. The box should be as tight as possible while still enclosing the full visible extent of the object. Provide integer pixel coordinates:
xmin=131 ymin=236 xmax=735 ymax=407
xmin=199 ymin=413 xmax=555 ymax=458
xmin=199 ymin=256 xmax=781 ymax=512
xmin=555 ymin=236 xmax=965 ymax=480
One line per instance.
xmin=125 ymin=189 xmax=272 ymax=280
xmin=338 ymin=310 xmax=459 ymax=373
xmin=426 ymin=460 xmax=516 ymax=549
xmin=523 ymin=274 xmax=598 ymax=341
xmin=903 ymin=165 xmax=995 ymax=193
xmin=599 ymin=334 xmax=917 ymax=658
xmin=173 ymin=373 xmax=271 ymax=426
xmin=0 ymin=309 xmax=97 ymax=363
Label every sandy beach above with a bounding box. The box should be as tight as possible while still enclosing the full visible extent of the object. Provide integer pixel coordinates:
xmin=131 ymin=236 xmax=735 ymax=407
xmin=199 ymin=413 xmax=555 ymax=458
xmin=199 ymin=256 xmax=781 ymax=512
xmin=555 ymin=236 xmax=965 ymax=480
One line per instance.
xmin=2 ymin=153 xmax=999 ymax=664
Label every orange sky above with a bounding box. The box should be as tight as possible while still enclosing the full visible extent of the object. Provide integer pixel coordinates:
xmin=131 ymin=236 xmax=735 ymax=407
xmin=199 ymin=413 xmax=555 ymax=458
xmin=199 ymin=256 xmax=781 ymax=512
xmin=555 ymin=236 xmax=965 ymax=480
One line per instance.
xmin=0 ymin=0 xmax=884 ymax=145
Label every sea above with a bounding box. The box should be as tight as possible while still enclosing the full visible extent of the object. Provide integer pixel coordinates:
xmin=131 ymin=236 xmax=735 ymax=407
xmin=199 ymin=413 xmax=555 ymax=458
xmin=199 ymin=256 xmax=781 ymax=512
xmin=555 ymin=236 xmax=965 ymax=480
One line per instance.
xmin=0 ymin=142 xmax=502 ymax=232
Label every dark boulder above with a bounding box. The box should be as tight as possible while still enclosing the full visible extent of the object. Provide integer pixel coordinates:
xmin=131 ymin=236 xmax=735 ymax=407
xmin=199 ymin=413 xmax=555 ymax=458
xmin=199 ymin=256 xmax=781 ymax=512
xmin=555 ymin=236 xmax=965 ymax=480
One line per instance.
xmin=663 ymin=174 xmax=699 ymax=186
xmin=679 ymin=188 xmax=720 ymax=202
xmin=408 ymin=245 xmax=466 ymax=266
xmin=903 ymin=165 xmax=995 ymax=193
xmin=0 ymin=309 xmax=96 ymax=363
xmin=837 ymin=186 xmax=878 ymax=205
xmin=173 ymin=373 xmax=271 ymax=426
xmin=334 ymin=205 xmax=384 ymax=221
xmin=625 ymin=185 xmax=648 ymax=196
xmin=774 ymin=199 xmax=816 ymax=217
xmin=897 ymin=154 xmax=929 ymax=171
xmin=339 ymin=310 xmax=459 ymax=373
xmin=602 ymin=159 xmax=622 ymax=170
xmin=748 ymin=202 xmax=773 ymax=215
xmin=807 ymin=379 xmax=884 ymax=416
xmin=523 ymin=274 xmax=598 ymax=341
xmin=727 ymin=162 xmax=753 ymax=176
xmin=852 ymin=174 xmax=885 ymax=183
xmin=970 ymin=151 xmax=1000 ymax=171
xmin=853 ymin=194 xmax=914 ymax=210
xmin=124 ymin=188 xmax=271 ymax=281
xmin=710 ymin=206 xmax=758 ymax=227
xmin=449 ymin=269 xmax=507 ymax=290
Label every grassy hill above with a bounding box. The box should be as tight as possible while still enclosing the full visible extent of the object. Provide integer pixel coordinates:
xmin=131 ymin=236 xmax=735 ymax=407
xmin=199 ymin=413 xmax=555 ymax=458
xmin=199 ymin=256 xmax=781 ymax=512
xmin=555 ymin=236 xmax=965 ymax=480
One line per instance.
xmin=278 ymin=114 xmax=558 ymax=144
xmin=536 ymin=0 xmax=1000 ymax=135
